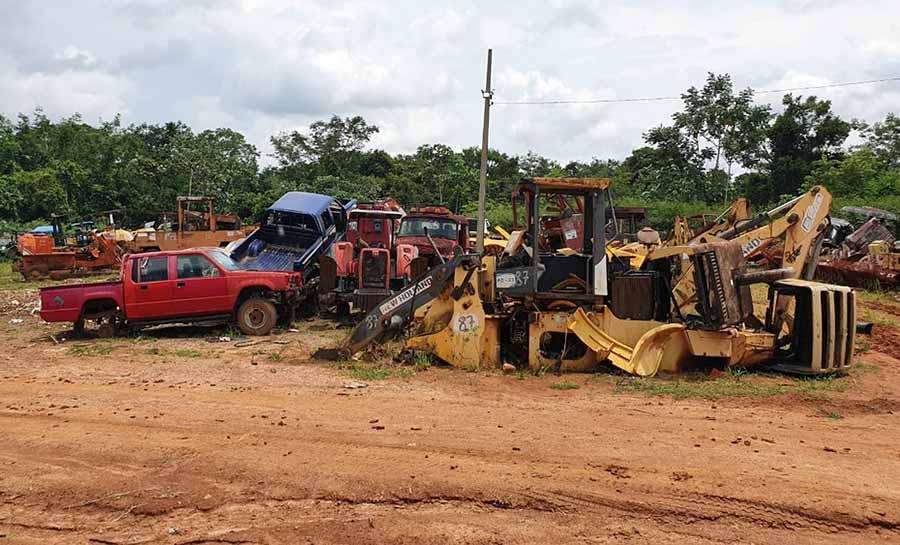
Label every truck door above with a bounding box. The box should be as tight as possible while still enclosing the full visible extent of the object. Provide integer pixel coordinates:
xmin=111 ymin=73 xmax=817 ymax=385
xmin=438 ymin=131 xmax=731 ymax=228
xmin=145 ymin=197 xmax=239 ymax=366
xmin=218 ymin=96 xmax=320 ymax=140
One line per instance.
xmin=172 ymin=253 xmax=230 ymax=315
xmin=128 ymin=255 xmax=174 ymax=320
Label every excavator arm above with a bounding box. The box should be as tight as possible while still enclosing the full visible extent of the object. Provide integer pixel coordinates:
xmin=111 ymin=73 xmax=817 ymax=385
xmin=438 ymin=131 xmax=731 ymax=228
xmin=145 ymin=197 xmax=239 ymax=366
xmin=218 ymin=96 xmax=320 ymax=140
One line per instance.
xmin=650 ymin=186 xmax=832 ymax=318
xmin=339 ymin=252 xmax=478 ymax=356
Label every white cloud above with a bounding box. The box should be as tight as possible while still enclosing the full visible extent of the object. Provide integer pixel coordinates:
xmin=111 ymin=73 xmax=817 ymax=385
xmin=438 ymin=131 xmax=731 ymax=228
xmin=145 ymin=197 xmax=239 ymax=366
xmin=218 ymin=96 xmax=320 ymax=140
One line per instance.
xmin=0 ymin=0 xmax=898 ymax=167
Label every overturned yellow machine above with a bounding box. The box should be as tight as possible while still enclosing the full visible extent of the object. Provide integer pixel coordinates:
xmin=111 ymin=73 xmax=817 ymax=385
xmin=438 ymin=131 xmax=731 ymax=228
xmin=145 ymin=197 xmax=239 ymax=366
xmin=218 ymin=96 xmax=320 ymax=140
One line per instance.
xmin=342 ymin=178 xmax=856 ymax=377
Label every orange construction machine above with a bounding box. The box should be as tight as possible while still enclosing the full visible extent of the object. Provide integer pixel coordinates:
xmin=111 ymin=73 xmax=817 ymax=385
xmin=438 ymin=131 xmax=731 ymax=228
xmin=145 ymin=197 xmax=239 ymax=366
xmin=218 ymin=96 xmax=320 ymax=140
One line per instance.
xmin=129 ymin=196 xmax=250 ymax=252
xmin=16 ymin=214 xmax=122 ymax=280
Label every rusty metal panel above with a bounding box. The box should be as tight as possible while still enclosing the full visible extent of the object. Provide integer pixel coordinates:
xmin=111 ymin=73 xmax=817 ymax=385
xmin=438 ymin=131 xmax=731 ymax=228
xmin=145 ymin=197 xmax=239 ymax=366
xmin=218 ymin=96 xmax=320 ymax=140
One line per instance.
xmin=691 ymin=241 xmax=752 ymax=329
xmin=610 ymin=274 xmax=656 ymax=320
xmin=318 ymin=256 xmax=337 ymax=294
xmin=844 ymin=218 xmax=894 ymax=251
xmin=528 ymin=177 xmax=611 ymax=191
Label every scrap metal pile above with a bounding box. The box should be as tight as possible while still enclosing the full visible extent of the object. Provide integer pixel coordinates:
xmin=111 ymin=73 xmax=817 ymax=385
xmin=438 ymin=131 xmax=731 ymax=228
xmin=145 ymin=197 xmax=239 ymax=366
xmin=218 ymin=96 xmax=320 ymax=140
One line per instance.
xmin=336 ymin=178 xmax=858 ymax=378
xmin=817 ymin=208 xmax=900 ymax=290
xmin=29 ymin=178 xmax=868 ymax=379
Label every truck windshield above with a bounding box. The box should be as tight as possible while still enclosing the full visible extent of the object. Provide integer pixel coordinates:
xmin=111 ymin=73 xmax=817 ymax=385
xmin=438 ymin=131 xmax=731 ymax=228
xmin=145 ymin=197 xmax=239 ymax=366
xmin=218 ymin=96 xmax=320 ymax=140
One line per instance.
xmin=399 ymin=218 xmax=459 ymax=240
xmin=207 ymin=249 xmax=242 ymax=271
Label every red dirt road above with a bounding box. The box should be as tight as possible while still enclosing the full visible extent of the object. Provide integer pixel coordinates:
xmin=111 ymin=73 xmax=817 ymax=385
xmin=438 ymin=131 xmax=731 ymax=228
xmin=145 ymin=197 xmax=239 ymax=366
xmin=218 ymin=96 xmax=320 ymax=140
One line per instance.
xmin=1 ymin=292 xmax=900 ymax=544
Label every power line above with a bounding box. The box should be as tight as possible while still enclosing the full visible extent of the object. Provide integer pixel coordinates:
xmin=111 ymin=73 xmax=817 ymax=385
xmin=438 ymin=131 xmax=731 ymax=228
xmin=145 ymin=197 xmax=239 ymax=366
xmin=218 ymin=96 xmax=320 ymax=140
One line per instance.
xmin=493 ymin=75 xmax=900 ymax=105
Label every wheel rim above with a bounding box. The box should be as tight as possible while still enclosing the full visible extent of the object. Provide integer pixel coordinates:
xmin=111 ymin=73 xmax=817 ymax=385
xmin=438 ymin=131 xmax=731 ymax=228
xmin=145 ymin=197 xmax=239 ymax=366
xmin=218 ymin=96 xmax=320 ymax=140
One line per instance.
xmin=246 ymin=307 xmax=267 ymax=329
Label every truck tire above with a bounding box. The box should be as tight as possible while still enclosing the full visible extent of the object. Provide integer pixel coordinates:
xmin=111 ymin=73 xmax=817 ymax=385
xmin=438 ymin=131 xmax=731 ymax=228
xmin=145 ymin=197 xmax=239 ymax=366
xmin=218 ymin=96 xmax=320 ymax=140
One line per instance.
xmin=98 ymin=322 xmax=116 ymax=338
xmin=236 ymin=297 xmax=277 ymax=336
xmin=73 ymin=318 xmax=86 ymax=338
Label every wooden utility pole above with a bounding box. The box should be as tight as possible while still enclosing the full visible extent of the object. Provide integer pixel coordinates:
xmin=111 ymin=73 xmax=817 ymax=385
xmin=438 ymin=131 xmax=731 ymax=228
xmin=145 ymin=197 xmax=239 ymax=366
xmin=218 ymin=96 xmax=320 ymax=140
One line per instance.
xmin=476 ymin=49 xmax=493 ymax=253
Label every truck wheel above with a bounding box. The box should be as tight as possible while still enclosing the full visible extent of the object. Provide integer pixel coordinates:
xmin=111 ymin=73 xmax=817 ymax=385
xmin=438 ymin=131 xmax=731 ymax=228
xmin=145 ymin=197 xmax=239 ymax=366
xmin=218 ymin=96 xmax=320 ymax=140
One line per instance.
xmin=237 ymin=298 xmax=277 ymax=336
xmin=98 ymin=322 xmax=116 ymax=338
xmin=73 ymin=319 xmax=86 ymax=338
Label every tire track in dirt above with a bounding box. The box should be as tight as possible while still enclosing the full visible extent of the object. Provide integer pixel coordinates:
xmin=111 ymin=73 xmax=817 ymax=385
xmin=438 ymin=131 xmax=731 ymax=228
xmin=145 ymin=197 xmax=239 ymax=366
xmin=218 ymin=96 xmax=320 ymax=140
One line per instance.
xmin=523 ymin=487 xmax=899 ymax=536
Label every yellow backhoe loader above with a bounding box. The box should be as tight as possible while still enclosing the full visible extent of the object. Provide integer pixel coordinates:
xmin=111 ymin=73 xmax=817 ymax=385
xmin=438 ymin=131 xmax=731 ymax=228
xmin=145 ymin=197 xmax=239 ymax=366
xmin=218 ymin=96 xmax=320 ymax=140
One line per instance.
xmin=337 ymin=178 xmax=857 ymax=377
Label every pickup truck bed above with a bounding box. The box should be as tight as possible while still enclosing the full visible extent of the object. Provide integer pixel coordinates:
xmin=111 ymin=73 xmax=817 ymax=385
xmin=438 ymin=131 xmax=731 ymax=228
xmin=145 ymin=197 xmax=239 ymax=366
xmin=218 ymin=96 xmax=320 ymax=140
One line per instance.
xmin=231 ymin=192 xmax=352 ymax=279
xmin=40 ymin=281 xmax=123 ymax=324
xmin=233 ymin=224 xmax=325 ymax=271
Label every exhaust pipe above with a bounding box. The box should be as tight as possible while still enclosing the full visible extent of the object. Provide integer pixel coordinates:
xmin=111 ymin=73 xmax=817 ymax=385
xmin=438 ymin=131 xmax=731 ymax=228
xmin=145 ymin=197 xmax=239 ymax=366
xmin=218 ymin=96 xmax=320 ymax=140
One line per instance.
xmin=734 ymin=268 xmax=795 ymax=285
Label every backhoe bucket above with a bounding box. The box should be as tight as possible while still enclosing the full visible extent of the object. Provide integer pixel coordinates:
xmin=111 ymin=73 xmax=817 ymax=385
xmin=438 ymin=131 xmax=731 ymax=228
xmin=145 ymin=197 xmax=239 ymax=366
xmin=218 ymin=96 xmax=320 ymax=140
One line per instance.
xmin=567 ymin=307 xmax=686 ymax=377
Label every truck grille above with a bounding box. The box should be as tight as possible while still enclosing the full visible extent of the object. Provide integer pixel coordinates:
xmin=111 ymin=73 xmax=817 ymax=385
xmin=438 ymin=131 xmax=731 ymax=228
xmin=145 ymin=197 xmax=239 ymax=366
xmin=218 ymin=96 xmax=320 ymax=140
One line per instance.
xmin=360 ymin=251 xmax=388 ymax=289
xmin=818 ymin=288 xmax=855 ymax=373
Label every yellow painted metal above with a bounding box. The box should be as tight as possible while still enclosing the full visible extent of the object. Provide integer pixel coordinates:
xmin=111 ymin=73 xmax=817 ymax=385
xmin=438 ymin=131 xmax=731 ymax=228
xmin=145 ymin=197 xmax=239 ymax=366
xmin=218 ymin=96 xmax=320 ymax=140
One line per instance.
xmin=607 ymin=246 xmax=645 ymax=269
xmin=494 ymin=225 xmax=512 ymax=239
xmin=650 ymin=186 xmax=834 ymax=316
xmin=406 ymin=260 xmax=500 ymax=370
xmin=502 ymin=229 xmax=527 ymax=256
xmin=566 ymin=308 xmax=638 ymax=372
xmin=480 ymin=254 xmax=497 ymax=303
xmin=527 ymin=311 xmax=595 ymax=372
xmin=566 ymin=307 xmax=689 ymax=377
xmin=566 ymin=307 xmax=781 ymax=375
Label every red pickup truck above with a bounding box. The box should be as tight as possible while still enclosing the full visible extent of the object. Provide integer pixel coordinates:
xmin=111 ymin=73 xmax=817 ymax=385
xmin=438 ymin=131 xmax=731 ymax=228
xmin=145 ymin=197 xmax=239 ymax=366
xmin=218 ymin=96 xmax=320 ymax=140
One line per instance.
xmin=40 ymin=248 xmax=302 ymax=336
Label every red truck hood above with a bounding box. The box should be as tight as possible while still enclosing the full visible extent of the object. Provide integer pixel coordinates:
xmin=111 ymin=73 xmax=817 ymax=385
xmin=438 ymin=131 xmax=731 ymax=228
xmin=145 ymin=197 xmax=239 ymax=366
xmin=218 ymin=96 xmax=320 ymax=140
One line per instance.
xmin=396 ymin=236 xmax=458 ymax=256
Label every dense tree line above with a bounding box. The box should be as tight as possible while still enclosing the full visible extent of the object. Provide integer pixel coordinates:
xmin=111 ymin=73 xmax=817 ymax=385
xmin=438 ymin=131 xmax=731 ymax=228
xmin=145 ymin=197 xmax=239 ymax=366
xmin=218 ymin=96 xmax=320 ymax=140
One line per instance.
xmin=2 ymin=73 xmax=899 ymax=234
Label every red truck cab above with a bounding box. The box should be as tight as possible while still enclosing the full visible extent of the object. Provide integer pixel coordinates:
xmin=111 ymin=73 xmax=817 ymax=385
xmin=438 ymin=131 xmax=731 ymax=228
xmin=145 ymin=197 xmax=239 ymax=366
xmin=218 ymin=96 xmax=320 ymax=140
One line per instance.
xmin=40 ymin=248 xmax=302 ymax=336
xmin=396 ymin=206 xmax=469 ymax=267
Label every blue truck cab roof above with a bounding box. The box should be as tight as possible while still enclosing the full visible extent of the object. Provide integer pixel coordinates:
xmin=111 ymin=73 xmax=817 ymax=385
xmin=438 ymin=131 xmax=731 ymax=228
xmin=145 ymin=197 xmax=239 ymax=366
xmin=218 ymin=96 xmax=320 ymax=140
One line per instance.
xmin=269 ymin=192 xmax=335 ymax=215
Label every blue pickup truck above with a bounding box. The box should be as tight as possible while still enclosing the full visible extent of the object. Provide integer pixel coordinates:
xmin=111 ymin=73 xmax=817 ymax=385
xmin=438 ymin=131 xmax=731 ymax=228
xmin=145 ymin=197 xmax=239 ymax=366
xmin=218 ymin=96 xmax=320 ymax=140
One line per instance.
xmin=231 ymin=192 xmax=355 ymax=286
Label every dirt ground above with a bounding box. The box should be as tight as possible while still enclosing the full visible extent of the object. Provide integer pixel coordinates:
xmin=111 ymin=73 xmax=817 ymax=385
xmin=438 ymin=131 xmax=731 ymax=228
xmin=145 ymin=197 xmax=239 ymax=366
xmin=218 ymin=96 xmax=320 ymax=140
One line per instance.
xmin=1 ymin=283 xmax=900 ymax=544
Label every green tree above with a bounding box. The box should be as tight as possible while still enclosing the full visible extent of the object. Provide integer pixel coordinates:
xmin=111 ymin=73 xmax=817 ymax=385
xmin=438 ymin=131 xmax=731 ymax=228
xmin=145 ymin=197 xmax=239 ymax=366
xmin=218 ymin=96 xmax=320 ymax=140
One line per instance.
xmin=389 ymin=144 xmax=478 ymax=210
xmin=766 ymin=94 xmax=852 ymax=198
xmin=270 ymin=115 xmax=379 ymax=176
xmin=669 ymin=73 xmax=771 ymax=200
xmin=0 ymin=115 xmax=20 ymax=176
xmin=860 ymin=112 xmax=900 ymax=168
xmin=637 ymin=126 xmax=706 ymax=200
xmin=519 ymin=151 xmax=562 ymax=178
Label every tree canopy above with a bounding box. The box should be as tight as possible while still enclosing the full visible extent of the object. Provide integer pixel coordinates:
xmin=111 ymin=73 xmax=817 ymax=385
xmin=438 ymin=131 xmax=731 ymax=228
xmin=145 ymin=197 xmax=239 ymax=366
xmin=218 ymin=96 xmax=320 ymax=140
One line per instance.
xmin=1 ymin=74 xmax=898 ymax=235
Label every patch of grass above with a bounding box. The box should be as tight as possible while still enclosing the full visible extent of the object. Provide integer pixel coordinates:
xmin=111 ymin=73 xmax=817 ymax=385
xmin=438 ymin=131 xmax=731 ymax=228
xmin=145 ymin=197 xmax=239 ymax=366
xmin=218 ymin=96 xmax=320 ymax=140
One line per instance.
xmin=852 ymin=362 xmax=879 ymax=375
xmin=411 ymin=351 xmax=432 ymax=371
xmin=616 ymin=369 xmax=854 ymax=401
xmin=618 ymin=375 xmax=785 ymax=400
xmin=549 ymin=381 xmax=580 ymax=390
xmin=68 ymin=344 xmax=114 ymax=356
xmin=794 ymin=375 xmax=850 ymax=395
xmin=333 ymin=360 xmax=412 ymax=381
xmin=268 ymin=352 xmax=284 ymax=362
xmin=816 ymin=408 xmax=844 ymax=420
xmin=855 ymin=338 xmax=871 ymax=355
xmin=855 ymin=289 xmax=893 ymax=303
xmin=858 ymin=307 xmax=895 ymax=327
xmin=348 ymin=365 xmax=393 ymax=381
xmin=174 ymin=349 xmax=202 ymax=358
xmin=0 ymin=262 xmax=23 ymax=290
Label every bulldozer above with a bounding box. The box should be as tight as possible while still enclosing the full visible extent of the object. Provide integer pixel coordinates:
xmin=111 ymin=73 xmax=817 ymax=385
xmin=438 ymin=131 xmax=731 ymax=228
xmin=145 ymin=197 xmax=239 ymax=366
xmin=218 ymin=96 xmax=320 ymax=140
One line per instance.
xmin=337 ymin=178 xmax=856 ymax=377
xmin=129 ymin=196 xmax=250 ymax=253
xmin=15 ymin=213 xmax=124 ymax=280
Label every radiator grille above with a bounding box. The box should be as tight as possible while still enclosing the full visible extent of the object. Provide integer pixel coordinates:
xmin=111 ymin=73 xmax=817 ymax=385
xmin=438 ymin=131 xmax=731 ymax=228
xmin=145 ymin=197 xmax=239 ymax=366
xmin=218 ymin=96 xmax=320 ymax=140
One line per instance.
xmin=818 ymin=288 xmax=854 ymax=372
xmin=360 ymin=251 xmax=389 ymax=289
